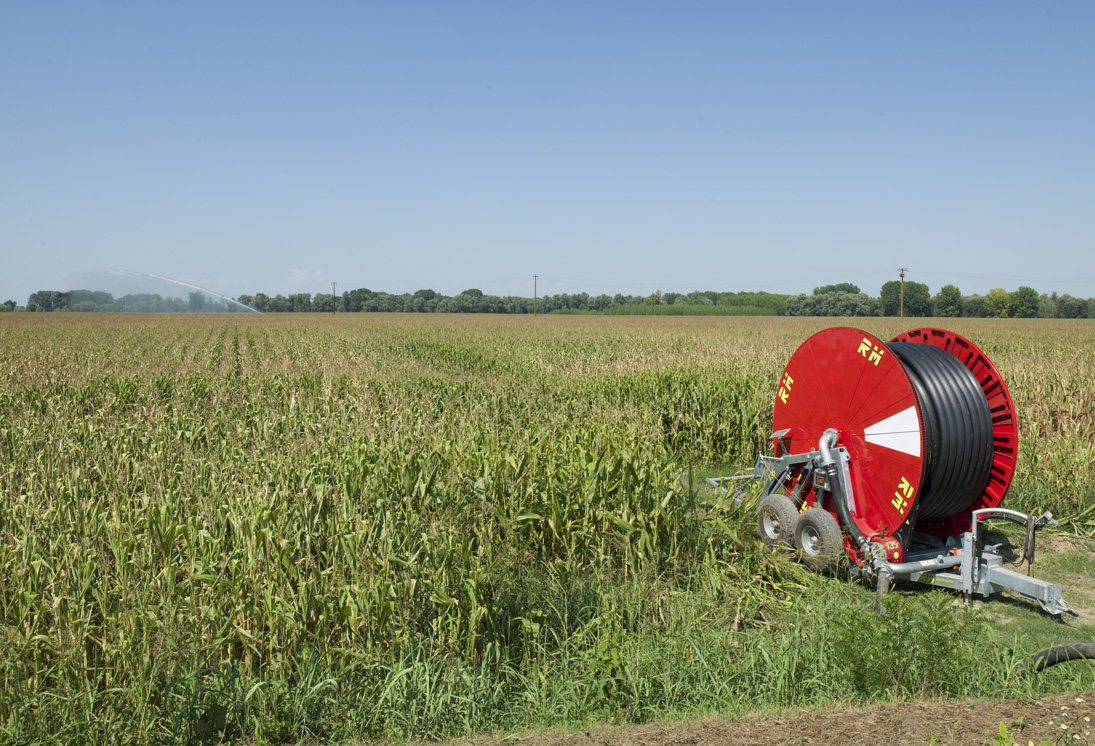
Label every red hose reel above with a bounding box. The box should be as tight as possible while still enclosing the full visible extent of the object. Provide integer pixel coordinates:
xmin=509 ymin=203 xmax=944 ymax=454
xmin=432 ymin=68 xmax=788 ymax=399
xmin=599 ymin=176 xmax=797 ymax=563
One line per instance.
xmin=768 ymin=327 xmax=1019 ymax=562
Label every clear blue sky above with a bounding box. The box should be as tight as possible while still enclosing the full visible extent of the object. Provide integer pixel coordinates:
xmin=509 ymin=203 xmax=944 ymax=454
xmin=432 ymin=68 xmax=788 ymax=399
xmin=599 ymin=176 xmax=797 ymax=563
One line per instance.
xmin=3 ymin=2 xmax=1093 ymax=304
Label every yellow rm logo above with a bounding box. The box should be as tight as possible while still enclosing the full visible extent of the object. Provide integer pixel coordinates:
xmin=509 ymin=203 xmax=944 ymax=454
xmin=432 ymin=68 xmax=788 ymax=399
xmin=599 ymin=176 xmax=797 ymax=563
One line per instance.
xmin=857 ymin=337 xmax=886 ymax=366
xmin=778 ymin=372 xmax=794 ymax=404
xmin=891 ymin=476 xmax=914 ymax=513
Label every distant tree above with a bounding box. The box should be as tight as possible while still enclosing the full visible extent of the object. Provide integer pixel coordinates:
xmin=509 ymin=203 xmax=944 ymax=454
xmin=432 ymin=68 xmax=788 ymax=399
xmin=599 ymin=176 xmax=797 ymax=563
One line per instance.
xmin=902 ymin=283 xmax=929 ymax=316
xmin=984 ymin=288 xmax=1011 ymax=317
xmin=533 ymin=295 xmax=554 ymax=313
xmin=61 ymin=289 xmax=113 ymax=310
xmin=188 ymin=292 xmax=205 ymax=312
xmin=880 ymin=280 xmax=930 ymax=316
xmin=784 ymin=294 xmax=815 ymax=316
xmin=461 ymin=288 xmax=483 ymax=298
xmin=444 ymin=293 xmax=471 ymax=312
xmin=663 ymin=292 xmax=682 ymax=305
xmin=374 ymin=293 xmax=403 ymax=312
xmin=1037 ymin=293 xmax=1058 ymax=319
xmin=112 ymin=293 xmax=165 ymax=312
xmin=344 ymin=288 xmax=374 ymax=312
xmin=508 ymin=296 xmax=525 ymax=313
xmin=482 ymin=294 xmax=505 ymax=313
xmin=814 ymin=292 xmax=846 ymax=316
xmin=904 ymin=282 xmax=931 ymax=316
xmin=814 ymin=283 xmax=861 ymax=295
xmin=1010 ymin=286 xmax=1040 ymax=318
xmin=933 ymin=284 xmax=963 ymax=317
xmin=289 ymin=293 xmax=312 ymax=312
xmin=1 ymin=300 xmax=15 ymax=312
xmin=644 ymin=290 xmax=662 ymax=306
xmin=880 ymin=281 xmax=901 ymax=316
xmin=962 ymin=294 xmax=986 ymax=318
xmin=414 ymin=288 xmax=439 ymax=301
xmin=27 ymin=290 xmax=64 ymax=312
xmin=1057 ymin=295 xmax=1089 ymax=319
xmin=818 ymin=291 xmax=876 ymax=316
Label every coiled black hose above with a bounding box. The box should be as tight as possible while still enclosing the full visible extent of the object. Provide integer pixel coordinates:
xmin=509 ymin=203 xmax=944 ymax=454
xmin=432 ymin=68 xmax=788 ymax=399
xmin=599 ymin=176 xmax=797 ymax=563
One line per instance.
xmin=886 ymin=342 xmax=995 ymax=522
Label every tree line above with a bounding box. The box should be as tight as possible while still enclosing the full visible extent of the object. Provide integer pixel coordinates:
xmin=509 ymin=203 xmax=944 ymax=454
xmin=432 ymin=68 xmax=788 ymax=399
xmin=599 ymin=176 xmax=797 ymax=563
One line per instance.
xmin=235 ymin=288 xmax=789 ymax=315
xmin=8 ymin=283 xmax=1094 ymax=318
xmin=783 ymin=282 xmax=1092 ymax=319
xmin=17 ymin=290 xmax=244 ymax=314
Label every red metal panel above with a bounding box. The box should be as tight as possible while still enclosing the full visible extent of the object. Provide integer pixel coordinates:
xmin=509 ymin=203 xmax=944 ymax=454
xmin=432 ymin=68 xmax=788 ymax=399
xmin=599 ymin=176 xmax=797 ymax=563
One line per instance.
xmin=773 ymin=328 xmax=925 ymax=542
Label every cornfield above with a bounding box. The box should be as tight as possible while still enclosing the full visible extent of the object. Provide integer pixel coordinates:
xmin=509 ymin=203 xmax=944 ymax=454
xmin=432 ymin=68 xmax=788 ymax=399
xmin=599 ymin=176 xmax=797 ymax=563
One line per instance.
xmin=1 ymin=313 xmax=1092 ymax=743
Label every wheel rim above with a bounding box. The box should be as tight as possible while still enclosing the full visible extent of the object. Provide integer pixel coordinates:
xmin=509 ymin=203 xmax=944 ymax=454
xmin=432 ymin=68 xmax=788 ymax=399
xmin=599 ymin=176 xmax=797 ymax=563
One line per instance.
xmin=799 ymin=525 xmax=821 ymax=556
xmin=761 ymin=512 xmax=783 ymax=540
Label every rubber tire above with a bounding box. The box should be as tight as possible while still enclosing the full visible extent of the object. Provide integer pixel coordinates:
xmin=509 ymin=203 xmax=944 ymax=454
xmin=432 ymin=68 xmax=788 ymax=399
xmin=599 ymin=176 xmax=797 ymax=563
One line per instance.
xmin=795 ymin=508 xmax=843 ymax=572
xmin=757 ymin=494 xmax=798 ymax=546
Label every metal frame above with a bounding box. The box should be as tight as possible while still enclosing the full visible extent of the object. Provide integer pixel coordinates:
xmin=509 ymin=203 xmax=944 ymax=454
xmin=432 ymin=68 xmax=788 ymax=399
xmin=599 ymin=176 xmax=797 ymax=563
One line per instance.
xmin=890 ymin=508 xmax=1074 ymax=616
xmin=721 ymin=440 xmax=1076 ymax=617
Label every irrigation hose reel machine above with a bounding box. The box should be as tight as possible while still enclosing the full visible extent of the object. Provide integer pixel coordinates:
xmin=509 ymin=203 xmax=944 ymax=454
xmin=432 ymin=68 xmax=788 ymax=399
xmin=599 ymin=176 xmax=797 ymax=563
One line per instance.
xmin=725 ymin=326 xmax=1076 ymax=617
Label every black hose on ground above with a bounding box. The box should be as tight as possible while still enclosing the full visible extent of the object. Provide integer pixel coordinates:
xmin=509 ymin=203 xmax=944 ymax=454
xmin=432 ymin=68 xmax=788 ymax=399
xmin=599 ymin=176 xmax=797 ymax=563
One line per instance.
xmin=1025 ymin=642 xmax=1095 ymax=674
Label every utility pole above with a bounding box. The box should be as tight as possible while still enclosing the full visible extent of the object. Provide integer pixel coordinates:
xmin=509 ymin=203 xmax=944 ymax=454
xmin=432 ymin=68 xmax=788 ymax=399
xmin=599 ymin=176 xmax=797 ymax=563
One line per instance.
xmin=332 ymin=282 xmax=337 ymax=316
xmin=897 ymin=268 xmax=908 ymax=319
xmin=533 ymin=274 xmax=538 ymax=316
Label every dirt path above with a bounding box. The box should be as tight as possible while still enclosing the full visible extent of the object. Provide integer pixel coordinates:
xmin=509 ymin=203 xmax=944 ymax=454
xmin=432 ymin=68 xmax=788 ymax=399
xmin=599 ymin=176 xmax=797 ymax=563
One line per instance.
xmin=475 ymin=691 xmax=1093 ymax=746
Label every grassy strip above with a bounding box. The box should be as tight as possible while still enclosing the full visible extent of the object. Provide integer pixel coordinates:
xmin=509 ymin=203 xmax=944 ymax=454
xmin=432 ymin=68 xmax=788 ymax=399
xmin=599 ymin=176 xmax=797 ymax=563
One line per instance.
xmin=9 ymin=562 xmax=1088 ymax=744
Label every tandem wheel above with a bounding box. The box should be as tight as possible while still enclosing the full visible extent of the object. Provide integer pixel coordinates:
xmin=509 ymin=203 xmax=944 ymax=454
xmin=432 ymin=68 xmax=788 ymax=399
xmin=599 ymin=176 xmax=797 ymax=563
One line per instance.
xmin=756 ymin=493 xmax=798 ymax=546
xmin=794 ymin=508 xmax=843 ymax=572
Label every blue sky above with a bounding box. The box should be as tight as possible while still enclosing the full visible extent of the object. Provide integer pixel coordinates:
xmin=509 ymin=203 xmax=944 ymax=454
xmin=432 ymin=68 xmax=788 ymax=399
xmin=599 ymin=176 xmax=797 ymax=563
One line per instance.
xmin=3 ymin=2 xmax=1093 ymax=304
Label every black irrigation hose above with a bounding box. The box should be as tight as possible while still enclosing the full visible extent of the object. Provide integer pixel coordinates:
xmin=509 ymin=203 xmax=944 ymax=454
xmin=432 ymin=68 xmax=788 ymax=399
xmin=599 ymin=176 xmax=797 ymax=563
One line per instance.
xmin=886 ymin=343 xmax=995 ymax=522
xmin=1025 ymin=642 xmax=1095 ymax=674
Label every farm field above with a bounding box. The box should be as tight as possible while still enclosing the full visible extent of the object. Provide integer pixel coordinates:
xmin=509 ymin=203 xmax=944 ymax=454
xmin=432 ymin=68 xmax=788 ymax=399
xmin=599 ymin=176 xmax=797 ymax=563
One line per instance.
xmin=1 ymin=313 xmax=1094 ymax=745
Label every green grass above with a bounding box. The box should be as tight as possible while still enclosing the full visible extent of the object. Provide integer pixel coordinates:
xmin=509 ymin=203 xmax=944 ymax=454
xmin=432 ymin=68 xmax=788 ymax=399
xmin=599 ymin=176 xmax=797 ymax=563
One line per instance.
xmin=688 ymin=469 xmax=1095 ymax=704
xmin=789 ymin=524 xmax=1095 ymax=695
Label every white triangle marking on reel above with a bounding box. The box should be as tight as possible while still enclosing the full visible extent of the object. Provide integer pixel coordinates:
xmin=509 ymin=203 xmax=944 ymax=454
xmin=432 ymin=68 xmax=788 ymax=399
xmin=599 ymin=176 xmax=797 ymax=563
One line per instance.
xmin=863 ymin=406 xmax=921 ymax=457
